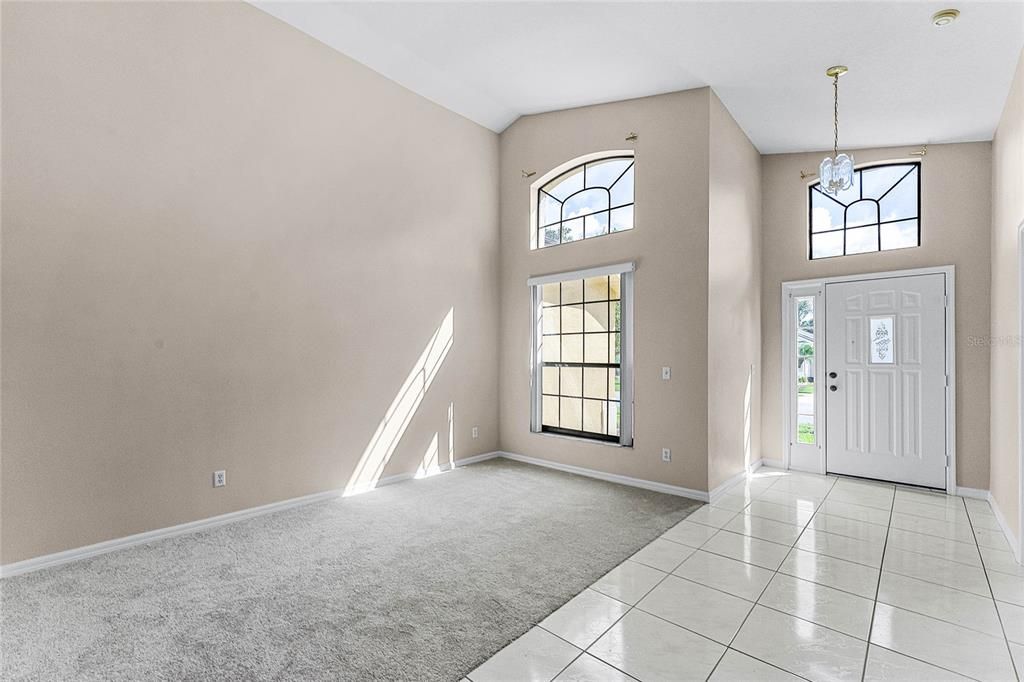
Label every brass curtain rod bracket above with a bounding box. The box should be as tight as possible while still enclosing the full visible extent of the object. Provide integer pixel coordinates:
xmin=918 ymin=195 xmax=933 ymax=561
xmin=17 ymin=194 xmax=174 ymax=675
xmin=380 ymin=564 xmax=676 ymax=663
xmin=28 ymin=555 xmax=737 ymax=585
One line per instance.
xmin=626 ymin=132 xmax=638 ymax=142
xmin=802 ymin=144 xmax=926 ymax=179
xmin=522 ymin=170 xmax=536 ymax=179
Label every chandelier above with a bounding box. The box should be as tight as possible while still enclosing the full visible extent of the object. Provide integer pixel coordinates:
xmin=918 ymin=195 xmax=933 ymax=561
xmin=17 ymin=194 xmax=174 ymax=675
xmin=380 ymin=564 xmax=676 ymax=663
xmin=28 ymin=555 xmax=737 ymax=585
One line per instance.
xmin=819 ymin=65 xmax=854 ymax=196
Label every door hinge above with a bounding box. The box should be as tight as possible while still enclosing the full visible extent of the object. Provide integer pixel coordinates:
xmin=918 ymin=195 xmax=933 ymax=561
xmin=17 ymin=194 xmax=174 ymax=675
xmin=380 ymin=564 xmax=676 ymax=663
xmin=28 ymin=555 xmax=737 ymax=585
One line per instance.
xmin=945 ymin=374 xmax=951 ymax=387
xmin=946 ymin=454 xmax=951 ymax=467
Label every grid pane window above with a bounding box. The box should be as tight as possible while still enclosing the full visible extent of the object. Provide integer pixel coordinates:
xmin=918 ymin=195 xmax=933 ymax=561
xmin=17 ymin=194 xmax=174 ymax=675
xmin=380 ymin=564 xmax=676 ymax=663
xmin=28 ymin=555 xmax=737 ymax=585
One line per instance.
xmin=794 ymin=296 xmax=816 ymax=444
xmin=809 ymin=162 xmax=920 ymax=260
xmin=537 ymin=156 xmax=634 ymax=249
xmin=538 ymin=273 xmax=623 ymax=441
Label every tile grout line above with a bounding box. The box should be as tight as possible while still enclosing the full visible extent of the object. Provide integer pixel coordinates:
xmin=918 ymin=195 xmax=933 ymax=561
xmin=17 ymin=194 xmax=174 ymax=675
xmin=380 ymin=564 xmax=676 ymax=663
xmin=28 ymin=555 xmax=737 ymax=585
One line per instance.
xmin=878 ymin=564 xmax=991 ymax=597
xmin=702 ymin=471 xmax=792 ymax=680
xmin=786 ymin=495 xmax=995 ymax=572
xmin=471 ymin=594 xmax=620 ymax=682
xmin=858 ymin=482 xmax=895 ymax=681
xmin=478 ymin=473 xmax=1012 ymax=682
xmin=579 ymin=554 xmax=697 ymax=681
xmin=578 ymin=473 xmax=1004 ymax=682
xmin=871 ymin=594 xmax=1011 ymax=641
xmin=718 ymin=476 xmax=901 ymax=678
xmin=543 ymin=648 xmax=585 ymax=682
xmin=541 ymin=635 xmax=643 ymax=682
xmin=483 ymin=518 xmax=708 ymax=682
xmin=471 ymin=495 xmax=707 ymax=681
xmin=716 ymin=475 xmax=1010 ymax=680
xmin=868 ymin=487 xmax=1015 ymax=679
xmin=537 ymin=580 xmax=653 ymax=681
xmin=630 ymin=572 xmax=883 ymax=646
xmin=646 ymin=541 xmax=875 ymax=644
xmin=883 ymin=487 xmax=1021 ymax=679
xmin=966 ymin=496 xmax=1022 ymax=681
xmin=704 ymin=472 xmax=833 ymax=680
xmin=866 ymin=645 xmax=986 ymax=682
xmin=616 ymin=593 xmax=814 ymax=681
xmin=724 ymin=480 xmax=997 ymax=602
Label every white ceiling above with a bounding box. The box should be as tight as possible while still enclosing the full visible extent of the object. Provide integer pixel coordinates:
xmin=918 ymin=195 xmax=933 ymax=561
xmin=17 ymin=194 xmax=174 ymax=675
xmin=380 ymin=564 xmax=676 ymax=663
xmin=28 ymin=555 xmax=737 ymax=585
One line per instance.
xmin=254 ymin=1 xmax=1024 ymax=153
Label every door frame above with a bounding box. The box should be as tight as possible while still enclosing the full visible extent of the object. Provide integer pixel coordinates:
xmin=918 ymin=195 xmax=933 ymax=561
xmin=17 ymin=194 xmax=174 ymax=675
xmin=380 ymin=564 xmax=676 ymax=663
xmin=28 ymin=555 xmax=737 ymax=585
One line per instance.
xmin=781 ymin=265 xmax=957 ymax=493
xmin=1017 ymin=219 xmax=1024 ymax=562
xmin=781 ymin=283 xmax=825 ymax=474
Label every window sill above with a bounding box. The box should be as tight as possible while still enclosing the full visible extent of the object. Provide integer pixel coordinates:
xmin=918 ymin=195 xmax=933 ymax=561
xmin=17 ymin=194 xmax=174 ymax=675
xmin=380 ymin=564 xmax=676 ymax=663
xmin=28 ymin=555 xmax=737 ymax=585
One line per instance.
xmin=531 ymin=429 xmax=633 ymax=449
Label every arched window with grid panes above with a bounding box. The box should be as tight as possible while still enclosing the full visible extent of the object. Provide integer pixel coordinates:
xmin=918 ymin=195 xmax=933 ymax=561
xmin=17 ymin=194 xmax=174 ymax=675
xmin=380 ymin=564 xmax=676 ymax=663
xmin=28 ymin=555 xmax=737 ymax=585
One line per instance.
xmin=534 ymin=154 xmax=634 ymax=249
xmin=809 ymin=162 xmax=921 ymax=259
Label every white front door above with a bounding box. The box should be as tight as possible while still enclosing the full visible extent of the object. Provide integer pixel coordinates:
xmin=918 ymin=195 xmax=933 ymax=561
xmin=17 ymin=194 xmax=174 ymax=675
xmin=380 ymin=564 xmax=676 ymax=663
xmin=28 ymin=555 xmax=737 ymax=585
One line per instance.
xmin=824 ymin=273 xmax=948 ymax=488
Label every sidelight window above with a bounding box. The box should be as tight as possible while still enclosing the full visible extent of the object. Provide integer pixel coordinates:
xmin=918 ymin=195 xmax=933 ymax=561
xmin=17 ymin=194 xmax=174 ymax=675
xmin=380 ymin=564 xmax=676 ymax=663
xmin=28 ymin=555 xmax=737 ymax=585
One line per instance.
xmin=795 ymin=296 xmax=817 ymax=444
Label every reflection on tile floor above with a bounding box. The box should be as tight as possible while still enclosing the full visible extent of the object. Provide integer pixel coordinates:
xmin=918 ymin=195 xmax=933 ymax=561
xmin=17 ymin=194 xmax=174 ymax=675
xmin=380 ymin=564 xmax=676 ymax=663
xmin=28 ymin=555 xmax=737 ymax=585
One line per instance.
xmin=467 ymin=468 xmax=1024 ymax=681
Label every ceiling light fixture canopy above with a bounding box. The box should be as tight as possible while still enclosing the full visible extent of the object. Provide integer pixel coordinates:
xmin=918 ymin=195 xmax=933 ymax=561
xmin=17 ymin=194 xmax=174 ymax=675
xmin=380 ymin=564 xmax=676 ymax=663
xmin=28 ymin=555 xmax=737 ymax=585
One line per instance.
xmin=819 ymin=65 xmax=854 ymax=196
xmin=932 ymin=9 xmax=960 ymax=26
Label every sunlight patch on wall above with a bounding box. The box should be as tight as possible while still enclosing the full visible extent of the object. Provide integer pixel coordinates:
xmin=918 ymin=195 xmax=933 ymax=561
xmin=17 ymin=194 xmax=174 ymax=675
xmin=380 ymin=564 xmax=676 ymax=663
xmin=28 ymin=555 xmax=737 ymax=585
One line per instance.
xmin=447 ymin=402 xmax=455 ymax=470
xmin=344 ymin=308 xmax=454 ymax=495
xmin=415 ymin=433 xmax=441 ymax=479
xmin=744 ymin=364 xmax=753 ymax=469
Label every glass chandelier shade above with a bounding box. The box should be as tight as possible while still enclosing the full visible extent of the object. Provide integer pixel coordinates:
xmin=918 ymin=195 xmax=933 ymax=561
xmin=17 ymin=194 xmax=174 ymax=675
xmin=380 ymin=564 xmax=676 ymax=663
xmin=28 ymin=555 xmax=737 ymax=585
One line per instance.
xmin=820 ymin=152 xmax=855 ymax=195
xmin=820 ymin=66 xmax=854 ymax=196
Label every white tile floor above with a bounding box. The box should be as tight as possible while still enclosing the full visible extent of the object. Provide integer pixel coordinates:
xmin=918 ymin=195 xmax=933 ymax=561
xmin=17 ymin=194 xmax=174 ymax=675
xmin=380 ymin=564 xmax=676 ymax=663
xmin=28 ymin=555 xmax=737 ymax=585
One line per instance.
xmin=467 ymin=468 xmax=1024 ymax=682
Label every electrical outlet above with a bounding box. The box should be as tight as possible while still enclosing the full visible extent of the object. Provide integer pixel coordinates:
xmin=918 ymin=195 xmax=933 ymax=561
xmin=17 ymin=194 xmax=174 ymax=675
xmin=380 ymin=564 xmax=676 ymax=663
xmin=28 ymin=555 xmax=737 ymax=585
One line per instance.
xmin=662 ymin=448 xmax=672 ymax=462
xmin=471 ymin=426 xmax=479 ymax=439
xmin=661 ymin=366 xmax=671 ymax=380
xmin=213 ymin=470 xmax=226 ymax=488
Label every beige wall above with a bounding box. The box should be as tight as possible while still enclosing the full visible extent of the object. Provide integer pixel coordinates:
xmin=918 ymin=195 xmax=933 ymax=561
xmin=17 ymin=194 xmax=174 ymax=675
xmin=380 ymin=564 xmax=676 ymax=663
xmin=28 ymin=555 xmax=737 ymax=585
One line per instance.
xmin=1 ymin=1 xmax=500 ymax=564
xmin=707 ymin=92 xmax=762 ymax=491
xmin=3 ymin=1 xmax=1015 ymax=566
xmin=498 ymin=89 xmax=713 ymax=492
xmin=761 ymin=143 xmax=993 ymax=489
xmin=989 ymin=48 xmax=1024 ymax=542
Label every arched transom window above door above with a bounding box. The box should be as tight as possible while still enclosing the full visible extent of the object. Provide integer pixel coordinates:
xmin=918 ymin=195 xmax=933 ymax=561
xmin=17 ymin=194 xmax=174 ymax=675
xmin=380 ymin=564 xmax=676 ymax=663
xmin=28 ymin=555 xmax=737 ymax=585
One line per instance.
xmin=534 ymin=154 xmax=635 ymax=249
xmin=809 ymin=162 xmax=921 ymax=260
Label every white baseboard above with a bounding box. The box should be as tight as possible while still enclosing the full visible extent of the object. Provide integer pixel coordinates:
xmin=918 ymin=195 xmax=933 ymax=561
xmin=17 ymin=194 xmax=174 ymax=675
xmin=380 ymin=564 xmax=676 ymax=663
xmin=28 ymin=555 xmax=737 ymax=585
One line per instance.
xmin=709 ymin=462 xmax=763 ymax=502
xmin=497 ymin=451 xmax=710 ymax=503
xmin=452 ymin=451 xmax=502 ymax=467
xmin=955 ymin=486 xmax=989 ymax=500
xmin=1 ymin=451 xmax=503 ymax=579
xmin=951 ymin=486 xmax=1020 ymax=564
xmin=339 ymin=471 xmax=414 ymax=497
xmin=759 ymin=458 xmax=785 ymax=470
xmin=1 ymin=488 xmax=342 ymax=579
xmin=986 ymin=490 xmax=1022 ymax=563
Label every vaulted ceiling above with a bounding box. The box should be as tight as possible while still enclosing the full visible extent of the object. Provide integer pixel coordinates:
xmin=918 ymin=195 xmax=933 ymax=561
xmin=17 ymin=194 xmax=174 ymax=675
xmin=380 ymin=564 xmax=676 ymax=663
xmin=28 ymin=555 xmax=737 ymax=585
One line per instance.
xmin=254 ymin=1 xmax=1024 ymax=153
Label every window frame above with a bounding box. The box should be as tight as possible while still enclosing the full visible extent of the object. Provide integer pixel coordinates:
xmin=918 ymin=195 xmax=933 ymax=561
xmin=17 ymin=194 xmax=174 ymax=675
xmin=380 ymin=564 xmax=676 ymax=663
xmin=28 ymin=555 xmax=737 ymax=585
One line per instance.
xmin=807 ymin=161 xmax=922 ymax=260
xmin=531 ymin=151 xmax=635 ymax=250
xmin=782 ymin=282 xmax=825 ymax=474
xmin=529 ymin=262 xmax=635 ymax=447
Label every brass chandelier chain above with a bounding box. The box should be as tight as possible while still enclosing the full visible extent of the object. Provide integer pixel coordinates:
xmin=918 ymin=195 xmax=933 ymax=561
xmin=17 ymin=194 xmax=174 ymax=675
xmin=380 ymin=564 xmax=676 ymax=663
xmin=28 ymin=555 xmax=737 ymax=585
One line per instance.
xmin=833 ymin=73 xmax=840 ymax=159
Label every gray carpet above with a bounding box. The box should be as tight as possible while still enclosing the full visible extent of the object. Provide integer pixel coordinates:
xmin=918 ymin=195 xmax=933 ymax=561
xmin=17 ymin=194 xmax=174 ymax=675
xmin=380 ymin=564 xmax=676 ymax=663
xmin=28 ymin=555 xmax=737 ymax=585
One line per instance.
xmin=1 ymin=458 xmax=699 ymax=681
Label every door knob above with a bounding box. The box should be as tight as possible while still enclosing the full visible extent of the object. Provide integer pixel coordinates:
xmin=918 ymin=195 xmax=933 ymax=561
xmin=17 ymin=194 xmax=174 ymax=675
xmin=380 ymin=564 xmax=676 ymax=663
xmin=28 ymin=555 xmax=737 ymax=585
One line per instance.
xmin=829 ymin=385 xmax=838 ymax=392
xmin=828 ymin=371 xmax=837 ymax=379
